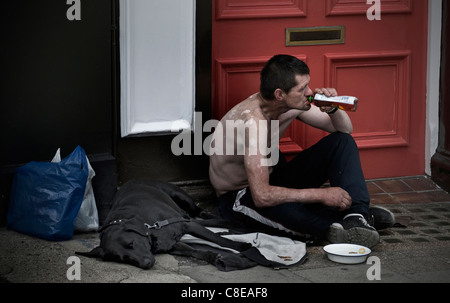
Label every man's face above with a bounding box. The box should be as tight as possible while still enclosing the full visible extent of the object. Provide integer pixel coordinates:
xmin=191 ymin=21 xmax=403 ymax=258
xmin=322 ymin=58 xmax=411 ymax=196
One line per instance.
xmin=284 ymin=74 xmax=313 ymax=111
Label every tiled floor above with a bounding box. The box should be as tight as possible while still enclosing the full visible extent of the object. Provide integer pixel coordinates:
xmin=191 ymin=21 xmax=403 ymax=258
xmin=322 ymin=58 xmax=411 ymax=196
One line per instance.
xmin=367 ymin=176 xmax=450 ymax=245
xmin=367 ymin=175 xmax=450 ymax=205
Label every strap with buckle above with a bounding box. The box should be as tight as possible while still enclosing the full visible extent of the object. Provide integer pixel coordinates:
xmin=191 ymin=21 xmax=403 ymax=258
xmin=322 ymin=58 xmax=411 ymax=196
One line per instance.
xmin=144 ymin=217 xmax=190 ymax=230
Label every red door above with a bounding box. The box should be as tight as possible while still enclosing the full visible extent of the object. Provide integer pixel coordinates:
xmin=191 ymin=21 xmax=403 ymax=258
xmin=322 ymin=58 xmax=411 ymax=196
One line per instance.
xmin=212 ymin=0 xmax=428 ymax=179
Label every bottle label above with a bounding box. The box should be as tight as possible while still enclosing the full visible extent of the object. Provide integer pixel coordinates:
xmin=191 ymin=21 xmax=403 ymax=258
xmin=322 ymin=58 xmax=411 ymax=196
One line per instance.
xmin=313 ymin=94 xmax=358 ymax=105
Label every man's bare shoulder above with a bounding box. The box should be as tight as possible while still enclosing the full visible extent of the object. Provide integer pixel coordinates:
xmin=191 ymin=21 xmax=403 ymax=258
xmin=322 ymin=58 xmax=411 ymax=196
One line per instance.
xmin=222 ymin=94 xmax=264 ymax=121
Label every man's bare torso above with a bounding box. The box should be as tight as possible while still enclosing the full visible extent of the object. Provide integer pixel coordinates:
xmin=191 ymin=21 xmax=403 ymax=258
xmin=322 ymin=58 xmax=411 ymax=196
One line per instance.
xmin=209 ymin=93 xmax=300 ymax=196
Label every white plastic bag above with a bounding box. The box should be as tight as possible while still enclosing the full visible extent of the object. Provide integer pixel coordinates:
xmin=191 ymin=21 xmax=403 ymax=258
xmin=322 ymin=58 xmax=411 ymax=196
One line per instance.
xmin=52 ymin=148 xmax=99 ymax=232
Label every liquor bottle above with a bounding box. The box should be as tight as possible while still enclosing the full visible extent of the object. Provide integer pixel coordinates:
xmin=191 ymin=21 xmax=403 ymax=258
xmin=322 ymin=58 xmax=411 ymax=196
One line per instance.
xmin=309 ymin=94 xmax=358 ymax=112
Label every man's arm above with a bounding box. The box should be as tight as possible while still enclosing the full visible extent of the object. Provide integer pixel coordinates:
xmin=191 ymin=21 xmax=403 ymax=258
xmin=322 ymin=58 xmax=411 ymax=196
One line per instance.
xmin=298 ymin=88 xmax=353 ymax=134
xmin=244 ymin=146 xmax=351 ymax=210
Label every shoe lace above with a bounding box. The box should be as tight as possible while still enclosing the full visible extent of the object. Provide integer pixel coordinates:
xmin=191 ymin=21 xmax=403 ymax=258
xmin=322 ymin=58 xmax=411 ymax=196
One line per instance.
xmin=358 ymin=216 xmax=374 ymax=228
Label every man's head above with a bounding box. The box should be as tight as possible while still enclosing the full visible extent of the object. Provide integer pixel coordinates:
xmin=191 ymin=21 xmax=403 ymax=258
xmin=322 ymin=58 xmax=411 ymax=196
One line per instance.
xmin=260 ymin=54 xmax=310 ymax=101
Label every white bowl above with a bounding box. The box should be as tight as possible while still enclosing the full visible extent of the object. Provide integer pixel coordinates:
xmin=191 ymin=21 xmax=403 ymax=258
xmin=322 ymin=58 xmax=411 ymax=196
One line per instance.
xmin=323 ymin=244 xmax=371 ymax=264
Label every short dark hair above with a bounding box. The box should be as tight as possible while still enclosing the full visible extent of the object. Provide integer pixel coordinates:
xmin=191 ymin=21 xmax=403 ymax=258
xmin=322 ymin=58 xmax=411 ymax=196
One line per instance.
xmin=260 ymin=54 xmax=310 ymax=100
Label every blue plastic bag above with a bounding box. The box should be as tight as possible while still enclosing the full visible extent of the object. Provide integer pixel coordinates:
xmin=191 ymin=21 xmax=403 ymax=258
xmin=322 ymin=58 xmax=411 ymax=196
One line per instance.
xmin=7 ymin=146 xmax=89 ymax=241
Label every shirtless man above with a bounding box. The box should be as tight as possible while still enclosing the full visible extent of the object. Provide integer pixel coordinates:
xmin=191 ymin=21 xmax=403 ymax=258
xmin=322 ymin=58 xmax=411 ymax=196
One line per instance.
xmin=209 ymin=55 xmax=391 ymax=248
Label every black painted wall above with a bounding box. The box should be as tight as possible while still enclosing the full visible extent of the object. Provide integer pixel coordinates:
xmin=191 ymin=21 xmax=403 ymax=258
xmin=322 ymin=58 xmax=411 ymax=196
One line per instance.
xmin=431 ymin=0 xmax=450 ymax=191
xmin=0 ymin=0 xmax=212 ymax=225
xmin=1 ymin=0 xmax=114 ymax=166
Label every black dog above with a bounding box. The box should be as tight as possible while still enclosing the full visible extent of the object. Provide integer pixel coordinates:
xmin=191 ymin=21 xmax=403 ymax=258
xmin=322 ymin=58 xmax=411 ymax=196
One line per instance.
xmin=77 ymin=179 xmax=251 ymax=269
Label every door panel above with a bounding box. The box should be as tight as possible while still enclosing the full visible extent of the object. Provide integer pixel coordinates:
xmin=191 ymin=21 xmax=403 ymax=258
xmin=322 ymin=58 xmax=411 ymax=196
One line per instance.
xmin=212 ymin=0 xmax=427 ymax=178
xmin=216 ymin=0 xmax=307 ymax=20
xmin=325 ymin=51 xmax=411 ymax=150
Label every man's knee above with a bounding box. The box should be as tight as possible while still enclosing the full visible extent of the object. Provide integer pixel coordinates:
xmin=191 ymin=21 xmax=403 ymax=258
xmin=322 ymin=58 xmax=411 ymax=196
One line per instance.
xmin=329 ymin=131 xmax=352 ymax=140
xmin=325 ymin=132 xmax=356 ymax=148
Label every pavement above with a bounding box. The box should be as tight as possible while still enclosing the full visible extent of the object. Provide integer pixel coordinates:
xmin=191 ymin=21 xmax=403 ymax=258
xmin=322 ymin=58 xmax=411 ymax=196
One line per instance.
xmin=1 ymin=176 xmax=450 ymax=286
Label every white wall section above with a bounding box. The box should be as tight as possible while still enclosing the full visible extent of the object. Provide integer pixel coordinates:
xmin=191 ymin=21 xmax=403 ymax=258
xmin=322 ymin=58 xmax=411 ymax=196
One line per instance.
xmin=426 ymin=0 xmax=442 ymax=175
xmin=120 ymin=0 xmax=196 ymax=137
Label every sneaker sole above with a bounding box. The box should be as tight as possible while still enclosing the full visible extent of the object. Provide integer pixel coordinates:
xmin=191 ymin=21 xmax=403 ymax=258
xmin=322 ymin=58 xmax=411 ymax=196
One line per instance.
xmin=327 ymin=224 xmax=380 ymax=248
xmin=347 ymin=227 xmax=380 ymax=248
xmin=327 ymin=223 xmax=348 ymax=243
